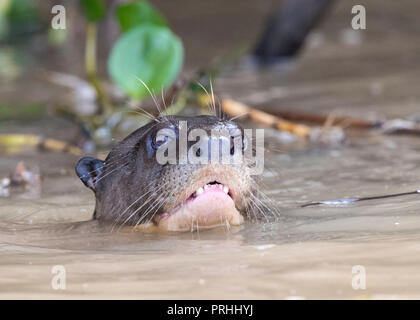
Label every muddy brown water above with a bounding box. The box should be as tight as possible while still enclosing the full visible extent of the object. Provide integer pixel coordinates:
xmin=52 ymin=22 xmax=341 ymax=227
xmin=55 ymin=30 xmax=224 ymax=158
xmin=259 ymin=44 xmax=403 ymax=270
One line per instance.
xmin=2 ymin=0 xmax=420 ymax=299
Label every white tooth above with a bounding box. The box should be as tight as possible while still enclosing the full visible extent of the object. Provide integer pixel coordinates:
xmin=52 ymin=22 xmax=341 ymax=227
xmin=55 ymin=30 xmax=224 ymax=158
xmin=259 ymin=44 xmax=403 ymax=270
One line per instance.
xmin=196 ymin=187 xmax=204 ymax=195
xmin=223 ymin=186 xmax=229 ymax=194
xmin=218 ymin=184 xmax=223 ymax=189
xmin=204 ymin=184 xmax=209 ymax=190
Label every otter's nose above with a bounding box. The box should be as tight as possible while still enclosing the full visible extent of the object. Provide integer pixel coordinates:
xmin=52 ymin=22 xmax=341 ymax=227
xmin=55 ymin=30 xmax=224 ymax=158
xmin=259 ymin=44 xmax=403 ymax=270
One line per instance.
xmin=190 ymin=133 xmax=239 ymax=163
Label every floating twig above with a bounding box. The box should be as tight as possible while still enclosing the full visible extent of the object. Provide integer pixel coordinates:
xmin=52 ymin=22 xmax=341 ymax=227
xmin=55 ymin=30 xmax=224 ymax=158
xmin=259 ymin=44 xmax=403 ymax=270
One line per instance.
xmin=302 ymin=190 xmax=420 ymax=207
xmin=221 ymin=99 xmax=311 ymax=137
xmin=0 ymin=134 xmax=81 ymax=155
xmin=264 ymin=109 xmax=378 ymax=129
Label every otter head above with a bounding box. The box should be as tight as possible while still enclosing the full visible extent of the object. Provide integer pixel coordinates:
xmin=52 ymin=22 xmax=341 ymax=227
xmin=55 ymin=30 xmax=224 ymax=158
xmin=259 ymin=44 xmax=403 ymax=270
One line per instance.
xmin=76 ymin=115 xmax=261 ymax=231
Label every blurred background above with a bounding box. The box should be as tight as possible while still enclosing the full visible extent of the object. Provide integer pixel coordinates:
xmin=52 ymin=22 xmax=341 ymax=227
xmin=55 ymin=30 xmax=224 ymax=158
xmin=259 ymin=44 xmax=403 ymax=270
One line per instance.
xmin=3 ymin=0 xmax=420 ymax=198
xmin=1 ymin=0 xmax=420 ymax=198
xmin=1 ymin=0 xmax=419 ymax=148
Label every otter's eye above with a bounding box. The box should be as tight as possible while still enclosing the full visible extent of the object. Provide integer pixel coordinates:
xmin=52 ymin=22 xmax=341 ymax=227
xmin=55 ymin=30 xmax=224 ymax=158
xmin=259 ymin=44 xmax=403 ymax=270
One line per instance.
xmin=153 ymin=128 xmax=176 ymax=150
xmin=155 ymin=135 xmax=168 ymax=147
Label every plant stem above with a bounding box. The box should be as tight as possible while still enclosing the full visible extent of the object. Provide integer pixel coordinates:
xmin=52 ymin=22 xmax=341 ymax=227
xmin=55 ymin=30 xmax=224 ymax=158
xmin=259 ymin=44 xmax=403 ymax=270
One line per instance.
xmin=85 ymin=22 xmax=112 ymax=117
xmin=161 ymin=91 xmax=188 ymax=116
xmin=85 ymin=22 xmax=97 ymax=76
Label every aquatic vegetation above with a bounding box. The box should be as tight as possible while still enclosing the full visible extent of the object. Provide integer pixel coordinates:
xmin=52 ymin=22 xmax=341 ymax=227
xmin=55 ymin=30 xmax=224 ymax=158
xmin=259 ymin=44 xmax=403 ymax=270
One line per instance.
xmin=80 ymin=0 xmax=183 ymax=107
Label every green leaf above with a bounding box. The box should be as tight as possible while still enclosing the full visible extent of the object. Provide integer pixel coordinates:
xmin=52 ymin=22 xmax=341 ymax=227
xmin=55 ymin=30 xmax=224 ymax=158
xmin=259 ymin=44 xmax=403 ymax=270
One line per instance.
xmin=108 ymin=25 xmax=183 ymax=100
xmin=80 ymin=0 xmax=106 ymax=22
xmin=116 ymin=1 xmax=166 ymax=32
xmin=6 ymin=0 xmax=40 ymax=37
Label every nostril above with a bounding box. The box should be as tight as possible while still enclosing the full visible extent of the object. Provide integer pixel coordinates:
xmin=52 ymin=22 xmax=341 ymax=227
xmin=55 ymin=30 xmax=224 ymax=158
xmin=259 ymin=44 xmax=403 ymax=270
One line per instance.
xmin=230 ymin=136 xmax=235 ymax=155
xmin=196 ymin=148 xmax=201 ymax=157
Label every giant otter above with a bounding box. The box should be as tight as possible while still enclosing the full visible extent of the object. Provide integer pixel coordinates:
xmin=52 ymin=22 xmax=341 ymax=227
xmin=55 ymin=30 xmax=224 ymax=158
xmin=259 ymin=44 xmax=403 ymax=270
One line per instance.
xmin=75 ymin=115 xmax=267 ymax=231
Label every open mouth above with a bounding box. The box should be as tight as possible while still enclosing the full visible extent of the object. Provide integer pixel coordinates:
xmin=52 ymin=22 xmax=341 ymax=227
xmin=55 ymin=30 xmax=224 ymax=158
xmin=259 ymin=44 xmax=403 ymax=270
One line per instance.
xmin=188 ymin=181 xmax=233 ymax=202
xmin=156 ymin=180 xmax=243 ymax=231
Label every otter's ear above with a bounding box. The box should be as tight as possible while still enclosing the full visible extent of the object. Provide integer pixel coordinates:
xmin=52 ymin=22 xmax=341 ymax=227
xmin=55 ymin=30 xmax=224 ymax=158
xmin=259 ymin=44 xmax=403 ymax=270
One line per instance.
xmin=75 ymin=157 xmax=104 ymax=191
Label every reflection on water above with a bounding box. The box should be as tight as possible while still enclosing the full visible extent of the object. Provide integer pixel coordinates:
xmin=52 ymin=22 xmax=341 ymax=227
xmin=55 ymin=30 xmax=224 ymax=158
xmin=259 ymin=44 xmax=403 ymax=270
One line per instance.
xmin=2 ymin=0 xmax=420 ymax=298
